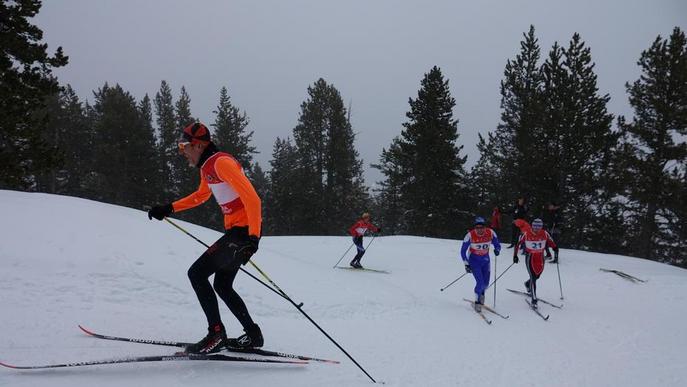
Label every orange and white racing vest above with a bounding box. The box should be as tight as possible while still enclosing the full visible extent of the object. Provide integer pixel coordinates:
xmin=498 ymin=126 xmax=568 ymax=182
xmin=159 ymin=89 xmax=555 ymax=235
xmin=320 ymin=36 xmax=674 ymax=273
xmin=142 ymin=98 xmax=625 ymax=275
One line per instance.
xmin=172 ymin=152 xmax=262 ymax=237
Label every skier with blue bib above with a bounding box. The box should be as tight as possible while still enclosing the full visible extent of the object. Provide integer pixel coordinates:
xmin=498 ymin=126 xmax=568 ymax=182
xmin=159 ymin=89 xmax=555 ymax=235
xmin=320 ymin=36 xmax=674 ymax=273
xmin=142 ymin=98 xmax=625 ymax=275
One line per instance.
xmin=461 ymin=217 xmax=501 ymax=312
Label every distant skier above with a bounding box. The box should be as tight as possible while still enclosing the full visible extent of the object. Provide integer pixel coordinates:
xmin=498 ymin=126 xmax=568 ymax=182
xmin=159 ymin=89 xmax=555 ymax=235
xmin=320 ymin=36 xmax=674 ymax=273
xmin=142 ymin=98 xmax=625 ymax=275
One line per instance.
xmin=348 ymin=213 xmax=380 ymax=268
xmin=507 ymin=197 xmax=529 ymax=248
xmin=147 ymin=122 xmax=264 ymax=354
xmin=512 ymin=218 xmax=558 ymax=308
xmin=461 ymin=217 xmax=501 ymax=312
xmin=490 ymin=206 xmax=502 ymax=232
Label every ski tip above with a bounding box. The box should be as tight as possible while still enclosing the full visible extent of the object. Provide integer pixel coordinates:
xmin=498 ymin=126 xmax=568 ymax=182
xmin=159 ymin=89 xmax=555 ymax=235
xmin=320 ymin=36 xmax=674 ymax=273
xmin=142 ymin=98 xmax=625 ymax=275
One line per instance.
xmin=544 ymin=315 xmax=550 ymax=321
xmin=0 ymin=361 xmax=19 ymax=369
xmin=78 ymin=325 xmax=95 ymax=336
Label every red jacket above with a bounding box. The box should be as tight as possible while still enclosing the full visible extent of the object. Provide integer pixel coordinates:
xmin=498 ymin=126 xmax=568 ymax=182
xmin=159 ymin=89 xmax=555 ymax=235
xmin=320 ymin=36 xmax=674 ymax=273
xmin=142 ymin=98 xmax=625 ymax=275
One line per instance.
xmin=349 ymin=219 xmax=379 ymax=237
xmin=490 ymin=207 xmax=502 ymax=229
xmin=513 ymin=219 xmax=558 ymax=255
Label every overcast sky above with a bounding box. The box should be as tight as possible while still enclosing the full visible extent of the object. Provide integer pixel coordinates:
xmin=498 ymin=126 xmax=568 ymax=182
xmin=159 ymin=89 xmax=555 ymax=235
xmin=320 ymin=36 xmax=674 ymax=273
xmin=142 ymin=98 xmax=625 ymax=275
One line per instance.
xmin=35 ymin=0 xmax=686 ymax=185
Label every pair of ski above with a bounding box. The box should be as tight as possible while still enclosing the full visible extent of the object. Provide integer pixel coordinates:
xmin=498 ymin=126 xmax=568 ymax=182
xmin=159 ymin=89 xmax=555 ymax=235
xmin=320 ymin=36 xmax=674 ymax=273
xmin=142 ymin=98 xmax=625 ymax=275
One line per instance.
xmin=507 ymin=289 xmax=563 ymax=321
xmin=462 ymin=299 xmax=510 ymax=325
xmin=0 ymin=325 xmax=339 ymax=370
xmin=599 ymin=268 xmax=646 ymax=283
xmin=335 ymin=266 xmax=390 ymax=274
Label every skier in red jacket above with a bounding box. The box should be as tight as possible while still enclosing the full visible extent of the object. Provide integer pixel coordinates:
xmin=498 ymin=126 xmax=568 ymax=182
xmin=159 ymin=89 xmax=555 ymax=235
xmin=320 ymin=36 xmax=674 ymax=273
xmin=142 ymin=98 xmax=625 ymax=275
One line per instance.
xmin=490 ymin=206 xmax=502 ymax=231
xmin=513 ymin=218 xmax=558 ymax=308
xmin=348 ymin=213 xmax=380 ymax=268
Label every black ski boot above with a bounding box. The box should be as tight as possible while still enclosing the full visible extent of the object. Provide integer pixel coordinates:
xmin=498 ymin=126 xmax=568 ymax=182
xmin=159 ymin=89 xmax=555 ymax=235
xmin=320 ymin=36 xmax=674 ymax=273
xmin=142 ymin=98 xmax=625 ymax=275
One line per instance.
xmin=350 ymin=260 xmax=362 ymax=269
xmin=531 ymin=298 xmax=538 ymax=309
xmin=474 ymin=297 xmax=483 ymax=312
xmin=227 ymin=324 xmax=264 ymax=349
xmin=185 ymin=324 xmax=228 ymax=354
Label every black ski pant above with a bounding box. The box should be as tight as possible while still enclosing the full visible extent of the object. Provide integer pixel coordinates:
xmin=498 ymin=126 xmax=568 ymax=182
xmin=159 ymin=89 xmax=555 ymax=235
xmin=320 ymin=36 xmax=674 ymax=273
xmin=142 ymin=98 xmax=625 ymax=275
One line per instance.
xmin=187 ymin=226 xmax=256 ymax=331
xmin=350 ymin=236 xmax=365 ymax=263
xmin=524 ymin=252 xmax=544 ymax=301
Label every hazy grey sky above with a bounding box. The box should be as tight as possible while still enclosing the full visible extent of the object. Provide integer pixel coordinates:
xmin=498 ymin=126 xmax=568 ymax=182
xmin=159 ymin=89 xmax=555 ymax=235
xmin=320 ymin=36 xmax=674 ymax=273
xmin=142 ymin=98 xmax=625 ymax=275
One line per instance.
xmin=36 ymin=0 xmax=686 ymax=185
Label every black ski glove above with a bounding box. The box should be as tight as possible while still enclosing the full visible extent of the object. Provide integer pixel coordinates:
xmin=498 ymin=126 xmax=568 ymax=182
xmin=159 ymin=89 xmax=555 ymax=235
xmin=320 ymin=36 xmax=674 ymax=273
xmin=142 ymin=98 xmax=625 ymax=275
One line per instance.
xmin=494 ymin=249 xmax=500 ymax=256
xmin=464 ymin=263 xmax=472 ymax=273
xmin=148 ymin=204 xmax=173 ymax=220
xmin=513 ymin=255 xmax=519 ymax=264
xmin=234 ymin=235 xmax=260 ymax=264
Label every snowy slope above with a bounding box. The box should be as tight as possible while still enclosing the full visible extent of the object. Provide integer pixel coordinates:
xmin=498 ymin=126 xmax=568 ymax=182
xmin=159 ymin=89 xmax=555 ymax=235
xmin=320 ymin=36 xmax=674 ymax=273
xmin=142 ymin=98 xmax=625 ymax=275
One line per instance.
xmin=0 ymin=190 xmax=685 ymax=387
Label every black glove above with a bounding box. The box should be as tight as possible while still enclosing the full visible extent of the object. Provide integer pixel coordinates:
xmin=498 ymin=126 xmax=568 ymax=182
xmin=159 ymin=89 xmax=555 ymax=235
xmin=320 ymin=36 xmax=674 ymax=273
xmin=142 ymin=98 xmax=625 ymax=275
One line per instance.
xmin=234 ymin=235 xmax=260 ymax=264
xmin=494 ymin=249 xmax=500 ymax=256
xmin=148 ymin=204 xmax=173 ymax=220
xmin=464 ymin=263 xmax=472 ymax=273
xmin=513 ymin=255 xmax=519 ymax=264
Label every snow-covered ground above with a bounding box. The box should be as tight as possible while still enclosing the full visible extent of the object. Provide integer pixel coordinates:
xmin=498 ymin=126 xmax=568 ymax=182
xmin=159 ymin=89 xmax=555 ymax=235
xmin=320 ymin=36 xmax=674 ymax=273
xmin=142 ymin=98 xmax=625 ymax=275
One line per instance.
xmin=0 ymin=190 xmax=685 ymax=387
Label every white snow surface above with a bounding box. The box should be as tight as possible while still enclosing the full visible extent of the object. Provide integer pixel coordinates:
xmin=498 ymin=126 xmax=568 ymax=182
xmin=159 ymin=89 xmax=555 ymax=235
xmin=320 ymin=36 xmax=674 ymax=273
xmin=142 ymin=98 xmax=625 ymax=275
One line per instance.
xmin=1 ymin=190 xmax=686 ymax=387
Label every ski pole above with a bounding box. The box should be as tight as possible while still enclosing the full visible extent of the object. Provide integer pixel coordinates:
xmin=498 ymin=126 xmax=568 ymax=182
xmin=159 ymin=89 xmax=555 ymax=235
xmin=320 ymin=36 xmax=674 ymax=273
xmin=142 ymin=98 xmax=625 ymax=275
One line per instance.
xmin=439 ymin=271 xmax=469 ymax=292
xmin=164 ymin=218 xmax=294 ymax=304
xmin=333 ymin=234 xmax=377 ymax=268
xmin=364 ymin=234 xmax=378 ymax=251
xmin=332 ymin=242 xmax=355 ymax=268
xmin=556 ymin=256 xmax=564 ymax=300
xmin=486 ymin=262 xmax=515 ymax=290
xmin=493 ymin=252 xmax=498 ymax=307
xmin=164 ymin=218 xmax=378 ymax=383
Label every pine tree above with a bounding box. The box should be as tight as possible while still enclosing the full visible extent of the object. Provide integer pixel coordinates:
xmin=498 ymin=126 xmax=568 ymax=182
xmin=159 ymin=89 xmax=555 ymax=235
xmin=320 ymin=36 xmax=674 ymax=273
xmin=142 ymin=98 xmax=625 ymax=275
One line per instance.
xmin=500 ymin=26 xmax=544 ymax=200
xmin=89 ymin=83 xmax=158 ymax=209
xmin=174 ymin=86 xmax=196 ymax=191
xmin=376 ymin=66 xmax=469 ymax=237
xmin=212 ymin=86 xmax=256 ymax=167
xmin=0 ymin=0 xmax=68 ymax=189
xmin=322 ymin=85 xmax=368 ymax=233
xmin=171 ymin=86 xmax=223 ymax=229
xmin=291 ymin=78 xmax=368 ymax=234
xmin=35 ymin=85 xmax=92 ymax=195
xmin=471 ymin=26 xmax=544 ymax=216
xmin=267 ymin=137 xmax=301 ymax=234
xmin=539 ymin=34 xmax=617 ymax=249
xmin=372 ymin=138 xmax=407 ymax=234
xmin=469 ymin=132 xmax=505 ymax=215
xmin=154 ymin=80 xmax=179 ymax=196
xmin=617 ymin=27 xmax=687 ymax=264
xmin=175 ymin=86 xmax=194 ymax=131
xmin=292 ymin=79 xmax=329 ymax=233
xmin=138 ymin=94 xmax=161 ymax=204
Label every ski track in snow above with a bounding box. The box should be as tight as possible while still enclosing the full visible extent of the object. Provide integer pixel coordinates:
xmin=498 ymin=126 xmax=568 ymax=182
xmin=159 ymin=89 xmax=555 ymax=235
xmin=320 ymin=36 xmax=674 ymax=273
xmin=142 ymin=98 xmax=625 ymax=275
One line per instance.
xmin=1 ymin=190 xmax=686 ymax=386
